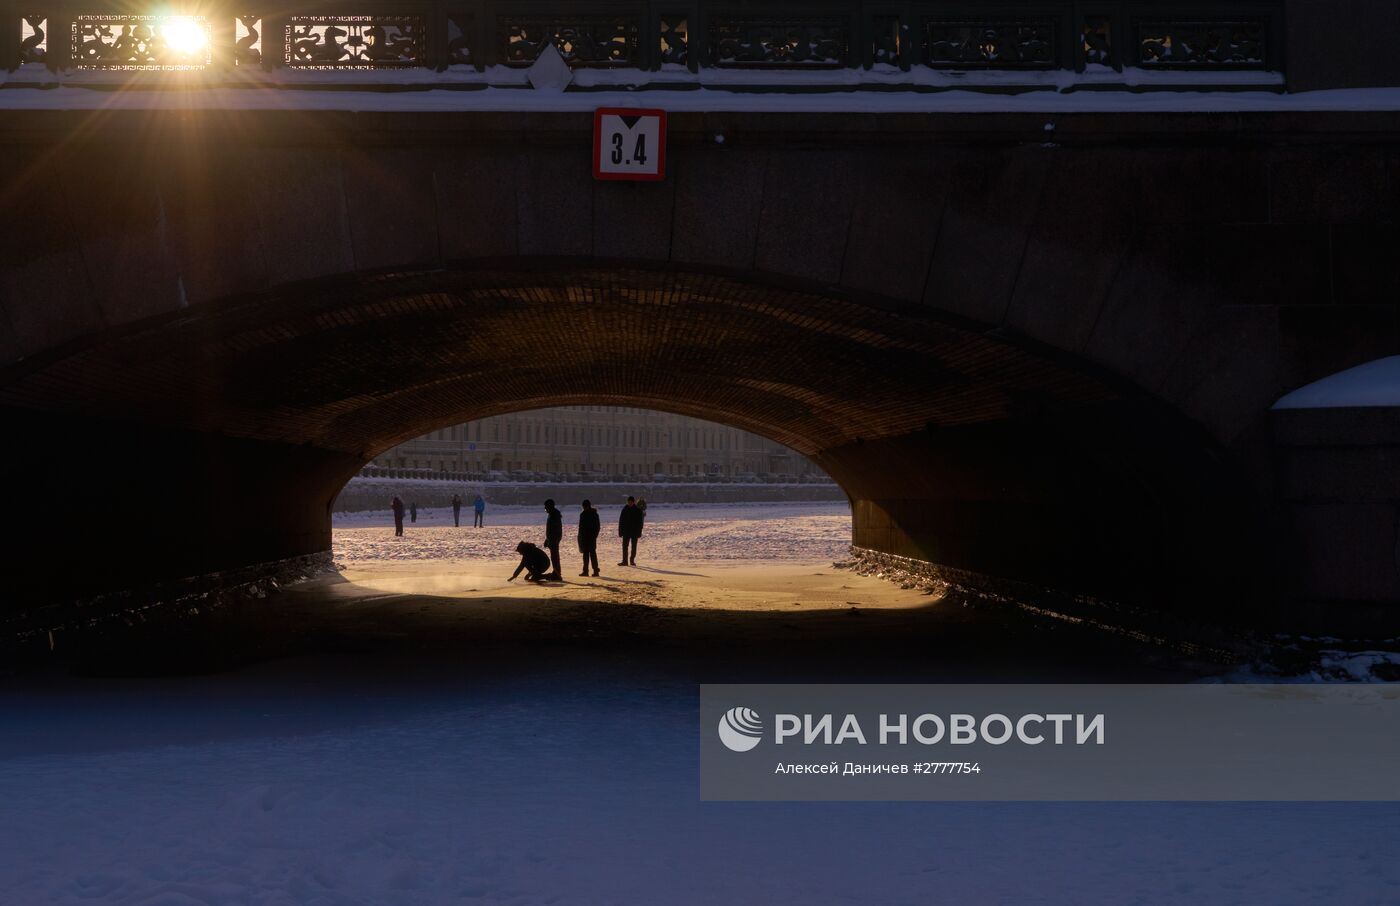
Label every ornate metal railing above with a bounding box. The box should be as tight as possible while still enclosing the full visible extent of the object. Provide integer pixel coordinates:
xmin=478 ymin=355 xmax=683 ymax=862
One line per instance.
xmin=2 ymin=2 xmax=1283 ymax=77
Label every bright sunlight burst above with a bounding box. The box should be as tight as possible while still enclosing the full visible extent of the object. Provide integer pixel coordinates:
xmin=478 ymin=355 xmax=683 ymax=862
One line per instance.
xmin=160 ymin=16 xmax=208 ymax=57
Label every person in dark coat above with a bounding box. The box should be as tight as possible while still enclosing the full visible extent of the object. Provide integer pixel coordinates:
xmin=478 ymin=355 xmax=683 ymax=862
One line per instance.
xmin=577 ymin=499 xmax=601 ymax=577
xmin=509 ymin=541 xmax=551 ymax=582
xmin=391 ymin=496 xmax=406 ymax=537
xmin=618 ymin=496 xmax=643 ymax=566
xmin=543 ymin=498 xmax=563 ymax=580
xmin=473 ymin=494 xmax=485 ymax=528
xmin=409 ymin=501 xmax=418 ymax=523
xmin=634 ymin=498 xmax=648 ymax=564
xmin=452 ymin=493 xmax=462 ymax=527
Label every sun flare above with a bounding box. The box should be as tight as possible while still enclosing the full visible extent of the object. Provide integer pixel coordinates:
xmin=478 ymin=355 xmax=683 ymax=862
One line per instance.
xmin=160 ymin=16 xmax=208 ymax=57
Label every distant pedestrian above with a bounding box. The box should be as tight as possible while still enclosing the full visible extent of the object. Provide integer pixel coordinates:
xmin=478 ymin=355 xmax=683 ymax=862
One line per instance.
xmin=409 ymin=501 xmax=418 ymax=523
xmin=618 ymin=495 xmax=643 ymax=566
xmin=473 ymin=494 xmax=485 ymax=528
xmin=452 ymin=493 xmax=462 ymax=527
xmin=391 ymin=496 xmax=405 ymax=537
xmin=577 ymin=499 xmax=601 ymax=577
xmin=508 ymin=541 xmax=551 ymax=583
xmin=543 ymin=498 xmax=563 ymax=580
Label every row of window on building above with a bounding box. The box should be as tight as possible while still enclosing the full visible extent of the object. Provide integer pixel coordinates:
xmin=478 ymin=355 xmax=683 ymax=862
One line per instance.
xmin=372 ymin=406 xmax=825 ymax=480
xmin=417 ymin=421 xmax=741 ymax=452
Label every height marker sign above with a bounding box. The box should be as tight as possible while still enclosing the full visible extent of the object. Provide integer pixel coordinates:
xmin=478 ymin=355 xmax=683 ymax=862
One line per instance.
xmin=593 ymin=108 xmax=667 ymax=181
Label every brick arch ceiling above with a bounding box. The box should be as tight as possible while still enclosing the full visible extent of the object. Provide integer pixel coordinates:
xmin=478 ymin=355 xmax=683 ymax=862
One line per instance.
xmin=0 ymin=260 xmax=1269 ymax=609
xmin=0 ymin=262 xmax=1130 ymax=465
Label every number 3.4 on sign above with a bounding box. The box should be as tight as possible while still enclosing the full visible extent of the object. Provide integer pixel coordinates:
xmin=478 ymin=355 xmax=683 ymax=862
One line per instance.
xmin=593 ymin=108 xmax=667 ymax=181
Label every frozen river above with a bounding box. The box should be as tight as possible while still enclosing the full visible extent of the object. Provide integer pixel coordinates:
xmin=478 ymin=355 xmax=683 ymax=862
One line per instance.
xmin=2 ymin=662 xmax=1397 ymax=905
xmin=2 ymin=503 xmax=1398 ymax=904
xmin=332 ymin=500 xmax=854 ymax=564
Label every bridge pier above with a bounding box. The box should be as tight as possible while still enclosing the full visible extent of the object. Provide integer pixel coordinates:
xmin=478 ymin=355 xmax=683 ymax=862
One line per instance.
xmin=1273 ymin=406 xmax=1400 ymax=633
xmin=4 ymin=408 xmax=356 ymax=604
xmin=826 ymin=406 xmax=1269 ymax=625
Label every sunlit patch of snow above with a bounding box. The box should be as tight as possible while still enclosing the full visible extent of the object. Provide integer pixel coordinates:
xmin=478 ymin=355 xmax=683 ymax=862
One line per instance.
xmin=333 ymin=502 xmax=853 ymax=565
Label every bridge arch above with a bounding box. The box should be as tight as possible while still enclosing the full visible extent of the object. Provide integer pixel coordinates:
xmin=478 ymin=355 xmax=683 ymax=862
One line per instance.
xmin=6 ymin=107 xmax=1397 ymax=626
xmin=0 ymin=259 xmax=1264 ymax=615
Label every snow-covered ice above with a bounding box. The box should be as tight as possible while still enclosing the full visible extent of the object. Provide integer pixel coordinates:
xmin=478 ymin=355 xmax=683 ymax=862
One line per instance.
xmin=1214 ymin=644 xmax=1400 ymax=684
xmin=2 ymin=667 xmax=1398 ymax=905
xmin=333 ymin=501 xmax=854 ymax=565
xmin=1273 ymin=356 xmax=1400 ymax=409
xmin=4 ymin=503 xmax=1399 ymax=904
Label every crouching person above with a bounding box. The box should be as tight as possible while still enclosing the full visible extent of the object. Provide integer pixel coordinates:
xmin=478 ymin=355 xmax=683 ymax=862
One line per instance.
xmin=509 ymin=541 xmax=553 ymax=583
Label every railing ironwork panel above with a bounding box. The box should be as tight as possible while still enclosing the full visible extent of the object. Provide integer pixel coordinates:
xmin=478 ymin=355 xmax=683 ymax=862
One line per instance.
xmin=1135 ymin=17 xmax=1264 ymax=68
xmin=1080 ymin=11 xmax=1113 ymax=68
xmin=1076 ymin=1 xmax=1281 ymax=72
xmin=234 ymin=14 xmax=262 ymax=65
xmin=19 ymin=15 xmax=49 ymax=65
xmin=70 ymin=13 xmax=213 ymax=70
xmin=2 ymin=1 xmax=1285 ymax=76
xmin=657 ymin=12 xmax=687 ymax=67
xmin=867 ymin=12 xmax=907 ymax=70
xmin=709 ymin=16 xmax=850 ymax=68
xmin=922 ymin=17 xmax=1059 ymax=68
xmin=285 ymin=14 xmax=425 ymax=67
xmin=445 ymin=8 xmax=473 ymax=65
xmin=496 ymin=14 xmax=640 ymax=67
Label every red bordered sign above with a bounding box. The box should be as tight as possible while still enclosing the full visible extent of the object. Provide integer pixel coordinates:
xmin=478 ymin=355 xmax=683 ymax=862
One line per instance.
xmin=593 ymin=107 xmax=667 ymax=181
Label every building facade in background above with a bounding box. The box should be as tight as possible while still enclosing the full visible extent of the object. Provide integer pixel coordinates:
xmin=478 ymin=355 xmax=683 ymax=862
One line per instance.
xmin=372 ymin=407 xmax=824 ymax=480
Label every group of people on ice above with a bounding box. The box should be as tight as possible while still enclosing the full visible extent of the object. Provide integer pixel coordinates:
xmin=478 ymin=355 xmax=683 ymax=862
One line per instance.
xmin=389 ymin=493 xmax=485 ymax=536
xmin=386 ymin=491 xmax=649 ymax=582
xmin=511 ymin=496 xmax=647 ymax=583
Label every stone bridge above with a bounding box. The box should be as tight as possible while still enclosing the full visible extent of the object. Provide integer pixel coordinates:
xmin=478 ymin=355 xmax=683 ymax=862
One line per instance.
xmin=1 ymin=102 xmax=1398 ymax=632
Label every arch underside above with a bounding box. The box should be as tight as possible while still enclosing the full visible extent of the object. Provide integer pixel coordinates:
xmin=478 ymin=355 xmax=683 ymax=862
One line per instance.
xmin=0 ymin=262 xmax=1262 ymax=612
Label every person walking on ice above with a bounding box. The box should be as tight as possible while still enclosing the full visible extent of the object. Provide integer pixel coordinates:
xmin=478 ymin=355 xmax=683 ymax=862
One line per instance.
xmin=452 ymin=493 xmax=462 ymax=527
xmin=391 ymin=495 xmax=406 ymax=537
xmin=577 ymin=499 xmax=601 ymax=577
xmin=618 ymin=496 xmax=643 ymax=566
xmin=543 ymin=498 xmax=564 ymax=581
